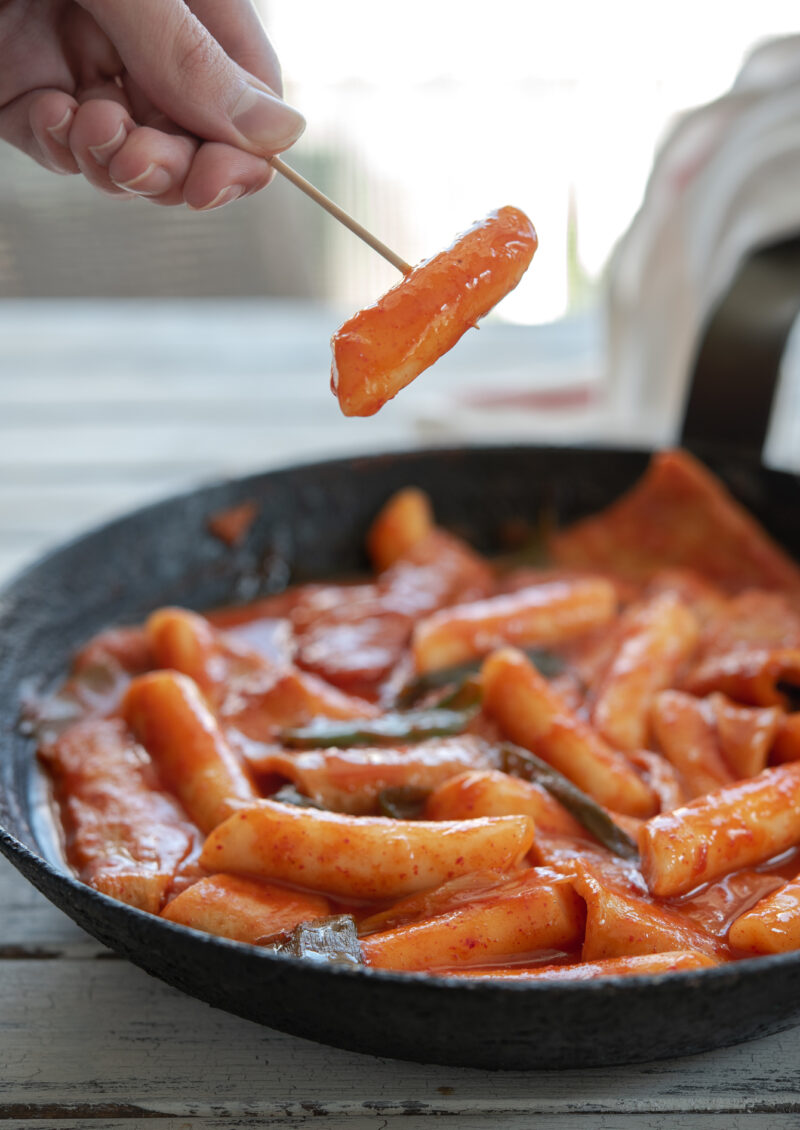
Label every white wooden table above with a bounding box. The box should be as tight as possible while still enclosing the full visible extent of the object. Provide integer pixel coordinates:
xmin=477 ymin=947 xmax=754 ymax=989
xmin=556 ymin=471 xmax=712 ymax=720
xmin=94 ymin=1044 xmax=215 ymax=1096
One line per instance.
xmin=2 ymin=299 xmax=800 ymax=1128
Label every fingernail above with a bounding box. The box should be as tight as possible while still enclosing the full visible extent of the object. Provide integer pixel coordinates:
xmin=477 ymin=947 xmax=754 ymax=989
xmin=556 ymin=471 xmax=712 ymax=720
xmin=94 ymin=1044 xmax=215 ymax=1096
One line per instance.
xmin=188 ymin=184 xmax=246 ymax=212
xmin=88 ymin=122 xmax=127 ymax=167
xmin=46 ymin=108 xmax=74 ymax=147
xmin=113 ymin=163 xmax=172 ymax=197
xmin=232 ymin=85 xmax=305 ymax=151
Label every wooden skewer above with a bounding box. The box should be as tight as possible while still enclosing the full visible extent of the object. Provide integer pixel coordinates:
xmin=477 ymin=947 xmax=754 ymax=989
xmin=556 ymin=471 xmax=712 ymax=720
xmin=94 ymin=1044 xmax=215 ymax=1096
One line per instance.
xmin=269 ymin=155 xmax=413 ymax=276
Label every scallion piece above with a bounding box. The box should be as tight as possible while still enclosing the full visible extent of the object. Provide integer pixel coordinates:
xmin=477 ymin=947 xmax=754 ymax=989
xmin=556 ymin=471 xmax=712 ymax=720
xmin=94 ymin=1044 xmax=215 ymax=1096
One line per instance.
xmin=280 ymin=707 xmax=475 ymax=749
xmin=498 ymin=741 xmax=639 ymax=861
xmin=397 ymin=647 xmax=565 ymax=708
xmin=377 ymin=786 xmax=430 ymax=819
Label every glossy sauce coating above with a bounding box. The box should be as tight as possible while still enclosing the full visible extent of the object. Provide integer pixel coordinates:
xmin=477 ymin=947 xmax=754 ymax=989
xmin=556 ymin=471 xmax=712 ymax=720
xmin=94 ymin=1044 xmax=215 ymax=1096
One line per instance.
xmin=728 ymin=872 xmax=800 ymax=954
xmin=331 ymin=206 xmax=537 ymax=417
xmin=412 ymin=577 xmax=618 ymax=673
xmin=640 ymin=763 xmax=800 ymax=897
xmin=162 ymin=873 xmax=330 ymax=945
xmin=200 ymin=800 xmax=535 ymax=901
xmin=123 ymin=670 xmax=258 ymax=833
xmin=360 ymin=869 xmax=584 ymax=972
xmin=40 ymin=717 xmax=200 ymax=913
xmin=36 ymin=451 xmax=800 ymax=979
xmin=254 ymin=738 xmax=491 ymax=815
xmin=481 ymin=648 xmax=659 ymax=818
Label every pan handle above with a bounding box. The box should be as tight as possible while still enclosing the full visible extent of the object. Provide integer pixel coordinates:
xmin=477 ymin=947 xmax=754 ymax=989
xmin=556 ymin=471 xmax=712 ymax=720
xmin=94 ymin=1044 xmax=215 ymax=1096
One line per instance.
xmin=680 ymin=235 xmax=800 ymax=457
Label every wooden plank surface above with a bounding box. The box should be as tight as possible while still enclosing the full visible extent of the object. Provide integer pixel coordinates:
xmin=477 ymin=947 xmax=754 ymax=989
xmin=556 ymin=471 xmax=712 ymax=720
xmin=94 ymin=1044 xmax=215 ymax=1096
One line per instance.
xmin=3 ymin=857 xmax=800 ymax=1123
xmin=2 ymin=299 xmax=800 ymax=1127
xmin=8 ymin=1112 xmax=800 ymax=1127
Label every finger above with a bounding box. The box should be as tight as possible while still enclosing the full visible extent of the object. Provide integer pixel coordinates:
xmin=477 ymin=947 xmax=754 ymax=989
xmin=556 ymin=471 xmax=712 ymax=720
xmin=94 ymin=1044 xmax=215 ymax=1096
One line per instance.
xmin=181 ymin=141 xmax=273 ymax=210
xmin=61 ymin=2 xmax=125 ymax=86
xmin=107 ymin=125 xmax=199 ymax=206
xmin=78 ymin=0 xmax=305 ymax=158
xmin=187 ymin=0 xmax=282 ymax=94
xmin=68 ymin=95 xmax=137 ymax=195
xmin=0 ymin=89 xmax=80 ymax=174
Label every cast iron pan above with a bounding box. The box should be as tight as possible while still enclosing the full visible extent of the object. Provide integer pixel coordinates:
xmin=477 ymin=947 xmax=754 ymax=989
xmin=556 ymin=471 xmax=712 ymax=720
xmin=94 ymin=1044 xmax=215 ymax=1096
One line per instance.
xmin=2 ymin=241 xmax=800 ymax=1070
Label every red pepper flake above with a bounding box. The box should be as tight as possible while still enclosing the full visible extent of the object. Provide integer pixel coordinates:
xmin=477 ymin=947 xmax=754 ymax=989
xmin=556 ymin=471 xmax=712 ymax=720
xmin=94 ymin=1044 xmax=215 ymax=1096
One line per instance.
xmin=207 ymin=500 xmax=259 ymax=548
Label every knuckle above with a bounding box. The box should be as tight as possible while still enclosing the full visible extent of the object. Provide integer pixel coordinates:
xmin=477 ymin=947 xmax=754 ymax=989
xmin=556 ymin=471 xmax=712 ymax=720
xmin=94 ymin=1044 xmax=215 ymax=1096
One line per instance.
xmin=173 ymin=19 xmax=220 ymax=83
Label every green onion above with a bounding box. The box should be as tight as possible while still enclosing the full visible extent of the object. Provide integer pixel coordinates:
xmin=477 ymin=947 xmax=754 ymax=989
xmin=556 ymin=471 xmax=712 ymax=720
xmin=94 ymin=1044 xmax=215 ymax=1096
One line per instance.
xmin=280 ymin=707 xmax=476 ymax=749
xmin=397 ymin=647 xmax=565 ymax=708
xmin=377 ymin=786 xmax=430 ymax=819
xmin=270 ymin=784 xmax=322 ymax=809
xmin=498 ymin=741 xmax=639 ymax=861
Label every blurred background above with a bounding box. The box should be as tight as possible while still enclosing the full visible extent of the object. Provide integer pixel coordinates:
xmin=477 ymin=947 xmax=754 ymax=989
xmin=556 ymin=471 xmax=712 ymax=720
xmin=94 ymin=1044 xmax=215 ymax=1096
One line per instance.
xmin=2 ymin=0 xmax=800 ymax=578
xmin=6 ymin=1 xmax=799 ymax=312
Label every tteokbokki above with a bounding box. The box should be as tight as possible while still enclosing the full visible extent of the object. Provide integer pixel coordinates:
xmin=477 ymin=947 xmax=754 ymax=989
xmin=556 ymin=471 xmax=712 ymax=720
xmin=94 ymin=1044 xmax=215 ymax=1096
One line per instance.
xmin=34 ymin=450 xmax=800 ymax=978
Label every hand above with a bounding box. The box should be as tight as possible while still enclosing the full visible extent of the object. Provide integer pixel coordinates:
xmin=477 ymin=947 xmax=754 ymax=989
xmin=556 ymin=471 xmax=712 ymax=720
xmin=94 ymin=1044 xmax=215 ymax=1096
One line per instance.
xmin=0 ymin=0 xmax=306 ymax=209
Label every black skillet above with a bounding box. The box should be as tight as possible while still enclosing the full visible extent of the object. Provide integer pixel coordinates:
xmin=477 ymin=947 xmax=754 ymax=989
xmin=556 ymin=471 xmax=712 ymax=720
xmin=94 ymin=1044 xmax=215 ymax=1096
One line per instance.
xmin=2 ymin=240 xmax=800 ymax=1070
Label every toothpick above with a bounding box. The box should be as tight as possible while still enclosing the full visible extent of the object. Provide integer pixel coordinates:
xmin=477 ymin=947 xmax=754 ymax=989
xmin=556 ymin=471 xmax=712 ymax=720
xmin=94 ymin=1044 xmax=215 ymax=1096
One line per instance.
xmin=269 ymin=156 xmax=413 ymax=276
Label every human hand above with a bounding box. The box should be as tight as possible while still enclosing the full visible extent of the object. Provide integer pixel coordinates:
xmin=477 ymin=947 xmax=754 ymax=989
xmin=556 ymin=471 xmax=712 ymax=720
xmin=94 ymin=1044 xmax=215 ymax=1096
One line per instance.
xmin=0 ymin=0 xmax=306 ymax=209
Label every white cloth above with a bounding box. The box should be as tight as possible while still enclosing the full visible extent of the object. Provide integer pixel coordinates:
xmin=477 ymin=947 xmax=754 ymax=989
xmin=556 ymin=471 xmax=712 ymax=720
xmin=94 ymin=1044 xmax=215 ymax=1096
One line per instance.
xmin=606 ymin=34 xmax=800 ymax=447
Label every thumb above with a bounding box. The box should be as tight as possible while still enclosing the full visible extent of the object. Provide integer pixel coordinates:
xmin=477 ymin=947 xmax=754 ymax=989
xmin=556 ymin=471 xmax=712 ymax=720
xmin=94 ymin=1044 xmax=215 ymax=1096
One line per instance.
xmin=78 ymin=0 xmax=306 ymax=155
